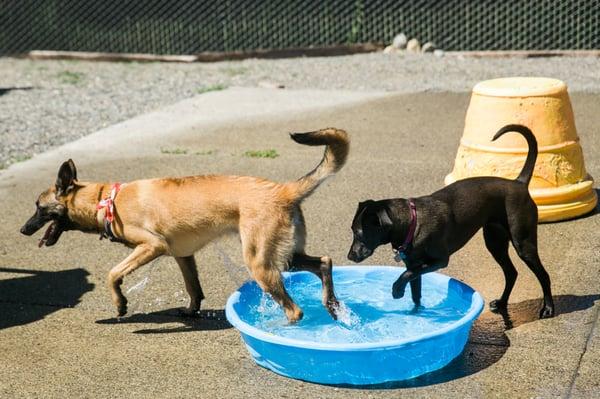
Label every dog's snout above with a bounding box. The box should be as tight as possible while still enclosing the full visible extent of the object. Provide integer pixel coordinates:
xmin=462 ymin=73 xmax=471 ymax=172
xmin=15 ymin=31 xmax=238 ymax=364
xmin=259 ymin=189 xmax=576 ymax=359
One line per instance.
xmin=348 ymin=241 xmax=371 ymax=263
xmin=347 ymin=251 xmax=356 ymax=262
xmin=20 ymin=223 xmax=35 ymax=236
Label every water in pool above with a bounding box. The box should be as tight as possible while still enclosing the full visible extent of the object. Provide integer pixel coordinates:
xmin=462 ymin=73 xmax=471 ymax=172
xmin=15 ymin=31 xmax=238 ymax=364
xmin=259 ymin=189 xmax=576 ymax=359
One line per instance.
xmin=238 ymin=268 xmax=472 ymax=344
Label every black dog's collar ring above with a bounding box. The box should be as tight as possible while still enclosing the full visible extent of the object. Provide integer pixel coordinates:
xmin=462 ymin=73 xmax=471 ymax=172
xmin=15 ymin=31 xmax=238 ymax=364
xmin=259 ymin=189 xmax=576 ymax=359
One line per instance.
xmin=393 ymin=198 xmax=417 ymax=262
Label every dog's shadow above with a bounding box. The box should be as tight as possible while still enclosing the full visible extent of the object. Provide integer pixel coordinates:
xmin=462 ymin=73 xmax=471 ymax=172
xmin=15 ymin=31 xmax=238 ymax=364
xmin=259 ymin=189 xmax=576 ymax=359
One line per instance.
xmin=347 ymin=293 xmax=599 ymax=389
xmin=0 ymin=266 xmax=94 ymax=330
xmin=0 ymin=86 xmax=34 ymax=96
xmin=95 ymin=308 xmax=232 ymax=334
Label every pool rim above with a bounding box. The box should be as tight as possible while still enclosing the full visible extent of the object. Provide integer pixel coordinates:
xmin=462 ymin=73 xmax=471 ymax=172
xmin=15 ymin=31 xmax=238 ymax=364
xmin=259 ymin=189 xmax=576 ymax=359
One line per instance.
xmin=225 ymin=265 xmax=485 ymax=351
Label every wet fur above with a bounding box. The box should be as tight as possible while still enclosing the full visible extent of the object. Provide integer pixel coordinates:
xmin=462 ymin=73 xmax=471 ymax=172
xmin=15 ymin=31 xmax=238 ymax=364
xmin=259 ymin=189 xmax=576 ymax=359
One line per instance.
xmin=21 ymin=128 xmax=350 ymax=322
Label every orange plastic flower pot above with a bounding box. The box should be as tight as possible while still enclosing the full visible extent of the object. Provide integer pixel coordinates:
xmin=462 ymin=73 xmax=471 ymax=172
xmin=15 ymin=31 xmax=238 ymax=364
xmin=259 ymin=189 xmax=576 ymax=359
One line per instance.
xmin=445 ymin=77 xmax=596 ymax=222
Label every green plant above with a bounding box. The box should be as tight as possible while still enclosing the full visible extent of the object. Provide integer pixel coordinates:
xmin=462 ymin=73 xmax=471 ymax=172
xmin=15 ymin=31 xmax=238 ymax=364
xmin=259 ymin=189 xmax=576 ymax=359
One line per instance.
xmin=348 ymin=0 xmax=364 ymax=43
xmin=56 ymin=70 xmax=84 ymax=85
xmin=222 ymin=66 xmax=248 ymax=76
xmin=196 ymin=84 xmax=227 ymax=94
xmin=161 ymin=148 xmax=188 ymax=155
xmin=243 ymin=149 xmax=279 ymax=159
xmin=195 ymin=150 xmax=215 ymax=155
xmin=13 ymin=154 xmax=32 ymax=163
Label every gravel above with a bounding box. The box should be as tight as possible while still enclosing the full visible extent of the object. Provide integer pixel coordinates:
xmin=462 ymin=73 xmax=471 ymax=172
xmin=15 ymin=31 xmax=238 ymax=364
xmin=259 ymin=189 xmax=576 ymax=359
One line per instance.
xmin=2 ymin=53 xmax=600 ymax=169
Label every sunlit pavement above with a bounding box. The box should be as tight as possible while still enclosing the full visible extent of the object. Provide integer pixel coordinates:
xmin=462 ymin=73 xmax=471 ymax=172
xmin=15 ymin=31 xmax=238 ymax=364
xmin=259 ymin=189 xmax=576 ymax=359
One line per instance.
xmin=1 ymin=89 xmax=598 ymax=398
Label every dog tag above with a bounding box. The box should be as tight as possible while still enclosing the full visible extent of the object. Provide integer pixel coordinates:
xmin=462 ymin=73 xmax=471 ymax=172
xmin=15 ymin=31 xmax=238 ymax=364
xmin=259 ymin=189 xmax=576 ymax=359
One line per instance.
xmin=394 ymin=250 xmax=407 ymax=263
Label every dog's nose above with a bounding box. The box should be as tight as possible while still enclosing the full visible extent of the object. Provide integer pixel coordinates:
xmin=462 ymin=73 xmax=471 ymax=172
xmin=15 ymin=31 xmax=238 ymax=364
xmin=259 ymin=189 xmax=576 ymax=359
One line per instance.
xmin=20 ymin=225 xmax=32 ymax=235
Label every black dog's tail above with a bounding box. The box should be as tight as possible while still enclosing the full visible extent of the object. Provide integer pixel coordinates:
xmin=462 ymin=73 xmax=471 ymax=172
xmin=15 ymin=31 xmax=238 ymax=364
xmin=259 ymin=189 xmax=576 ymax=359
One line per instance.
xmin=492 ymin=124 xmax=538 ymax=184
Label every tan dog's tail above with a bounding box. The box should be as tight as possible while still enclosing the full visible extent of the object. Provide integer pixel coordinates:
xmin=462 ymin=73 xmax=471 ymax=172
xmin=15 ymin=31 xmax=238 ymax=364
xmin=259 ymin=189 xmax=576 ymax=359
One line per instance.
xmin=285 ymin=128 xmax=349 ymax=201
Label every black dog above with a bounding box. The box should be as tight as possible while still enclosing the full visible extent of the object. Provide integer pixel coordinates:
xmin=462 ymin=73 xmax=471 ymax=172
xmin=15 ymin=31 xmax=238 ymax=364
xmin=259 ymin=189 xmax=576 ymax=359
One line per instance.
xmin=348 ymin=124 xmax=554 ymax=319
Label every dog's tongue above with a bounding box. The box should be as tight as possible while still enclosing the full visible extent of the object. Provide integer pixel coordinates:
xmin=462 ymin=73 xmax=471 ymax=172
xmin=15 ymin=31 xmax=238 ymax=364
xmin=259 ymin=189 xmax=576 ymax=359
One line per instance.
xmin=38 ymin=222 xmax=55 ymax=248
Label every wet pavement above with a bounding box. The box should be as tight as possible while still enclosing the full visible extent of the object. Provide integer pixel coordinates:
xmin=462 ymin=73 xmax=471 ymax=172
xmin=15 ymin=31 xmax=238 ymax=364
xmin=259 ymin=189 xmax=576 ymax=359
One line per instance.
xmin=0 ymin=88 xmax=598 ymax=398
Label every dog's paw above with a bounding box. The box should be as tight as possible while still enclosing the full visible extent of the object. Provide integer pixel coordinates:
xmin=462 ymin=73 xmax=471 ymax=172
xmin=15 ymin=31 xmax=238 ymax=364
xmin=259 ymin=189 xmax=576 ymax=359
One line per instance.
xmin=286 ymin=308 xmax=304 ymax=324
xmin=117 ymin=304 xmax=128 ymax=317
xmin=325 ymin=299 xmax=340 ymax=321
xmin=539 ymin=305 xmax=555 ymax=319
xmin=489 ymin=299 xmax=507 ymax=312
xmin=392 ymin=284 xmax=406 ymax=299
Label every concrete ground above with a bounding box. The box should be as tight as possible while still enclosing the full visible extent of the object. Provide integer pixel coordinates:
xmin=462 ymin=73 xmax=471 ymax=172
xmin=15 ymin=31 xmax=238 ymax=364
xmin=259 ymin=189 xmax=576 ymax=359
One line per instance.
xmin=0 ymin=88 xmax=598 ymax=398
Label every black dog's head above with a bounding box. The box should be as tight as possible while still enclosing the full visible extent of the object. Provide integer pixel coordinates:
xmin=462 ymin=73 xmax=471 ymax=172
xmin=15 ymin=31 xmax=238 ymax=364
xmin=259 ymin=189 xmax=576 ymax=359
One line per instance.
xmin=348 ymin=200 xmax=393 ymax=263
xmin=20 ymin=159 xmax=78 ymax=247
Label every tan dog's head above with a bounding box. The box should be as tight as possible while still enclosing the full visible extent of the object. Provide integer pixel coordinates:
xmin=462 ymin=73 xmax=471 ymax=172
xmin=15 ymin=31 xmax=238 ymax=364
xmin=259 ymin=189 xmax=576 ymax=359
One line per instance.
xmin=20 ymin=159 xmax=78 ymax=247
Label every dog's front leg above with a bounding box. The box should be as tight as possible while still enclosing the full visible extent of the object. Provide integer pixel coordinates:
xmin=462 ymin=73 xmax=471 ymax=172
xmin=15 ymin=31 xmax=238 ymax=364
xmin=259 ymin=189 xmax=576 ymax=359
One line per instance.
xmin=392 ymin=269 xmax=415 ymax=299
xmin=108 ymin=243 xmax=163 ymax=316
xmin=409 ymin=277 xmax=422 ymax=308
xmin=392 ymin=259 xmax=448 ymax=300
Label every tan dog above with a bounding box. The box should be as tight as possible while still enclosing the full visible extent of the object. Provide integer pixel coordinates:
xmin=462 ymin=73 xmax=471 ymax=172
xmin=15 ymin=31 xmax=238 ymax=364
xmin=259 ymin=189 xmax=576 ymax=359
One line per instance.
xmin=20 ymin=128 xmax=349 ymax=322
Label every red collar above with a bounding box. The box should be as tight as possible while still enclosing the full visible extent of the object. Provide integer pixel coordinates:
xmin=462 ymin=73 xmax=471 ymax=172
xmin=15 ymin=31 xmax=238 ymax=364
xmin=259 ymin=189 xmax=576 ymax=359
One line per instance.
xmin=393 ymin=198 xmax=417 ymax=262
xmin=97 ymin=183 xmax=124 ymax=240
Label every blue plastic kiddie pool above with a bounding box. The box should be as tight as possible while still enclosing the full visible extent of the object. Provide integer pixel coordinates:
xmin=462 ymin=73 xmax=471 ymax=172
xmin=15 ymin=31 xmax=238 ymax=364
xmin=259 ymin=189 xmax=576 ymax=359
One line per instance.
xmin=226 ymin=266 xmax=483 ymax=385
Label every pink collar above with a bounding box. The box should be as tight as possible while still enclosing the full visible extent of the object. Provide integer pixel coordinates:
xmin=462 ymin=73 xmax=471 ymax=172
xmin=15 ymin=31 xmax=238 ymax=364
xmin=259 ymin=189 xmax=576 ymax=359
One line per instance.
xmin=393 ymin=198 xmax=417 ymax=262
xmin=97 ymin=183 xmax=125 ymax=240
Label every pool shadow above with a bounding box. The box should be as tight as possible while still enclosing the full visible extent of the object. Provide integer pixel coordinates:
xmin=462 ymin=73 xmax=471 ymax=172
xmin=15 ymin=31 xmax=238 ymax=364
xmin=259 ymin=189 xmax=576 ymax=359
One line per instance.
xmin=95 ymin=307 xmax=232 ymax=334
xmin=338 ymin=293 xmax=599 ymax=389
xmin=0 ymin=266 xmax=94 ymax=330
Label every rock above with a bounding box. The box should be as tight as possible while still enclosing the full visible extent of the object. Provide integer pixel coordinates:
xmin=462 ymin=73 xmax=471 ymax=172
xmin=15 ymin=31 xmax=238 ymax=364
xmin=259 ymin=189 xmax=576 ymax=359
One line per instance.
xmin=434 ymin=49 xmax=445 ymax=58
xmin=383 ymin=45 xmax=401 ymax=54
xmin=406 ymin=38 xmax=421 ymax=53
xmin=258 ymin=81 xmax=285 ymax=89
xmin=422 ymin=42 xmax=436 ymax=53
xmin=392 ymin=33 xmax=408 ymax=49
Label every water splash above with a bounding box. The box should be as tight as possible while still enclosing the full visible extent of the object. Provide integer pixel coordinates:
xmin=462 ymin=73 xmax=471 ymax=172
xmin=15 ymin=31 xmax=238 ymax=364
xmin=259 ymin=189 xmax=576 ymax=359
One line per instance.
xmin=257 ymin=292 xmax=288 ymax=329
xmin=126 ymin=276 xmax=150 ymax=295
xmin=124 ymin=258 xmax=158 ymax=314
xmin=334 ymin=300 xmax=362 ymax=329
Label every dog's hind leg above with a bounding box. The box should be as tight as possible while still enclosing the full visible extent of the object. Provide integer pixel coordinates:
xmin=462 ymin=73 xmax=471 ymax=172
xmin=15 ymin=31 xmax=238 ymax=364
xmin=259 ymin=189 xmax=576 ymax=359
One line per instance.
xmin=507 ymin=208 xmax=555 ymax=318
xmin=241 ymin=231 xmax=303 ymax=322
xmin=175 ymin=255 xmax=205 ymax=317
xmin=511 ymin=235 xmax=555 ymax=319
xmin=290 ymin=253 xmax=339 ymax=319
xmin=483 ymin=223 xmax=518 ymax=313
xmin=108 ymin=243 xmax=164 ymax=316
xmin=250 ymin=262 xmax=303 ymax=323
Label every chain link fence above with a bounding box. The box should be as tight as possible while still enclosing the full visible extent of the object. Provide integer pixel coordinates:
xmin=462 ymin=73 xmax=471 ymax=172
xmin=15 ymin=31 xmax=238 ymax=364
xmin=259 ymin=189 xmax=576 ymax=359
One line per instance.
xmin=1 ymin=0 xmax=599 ymax=56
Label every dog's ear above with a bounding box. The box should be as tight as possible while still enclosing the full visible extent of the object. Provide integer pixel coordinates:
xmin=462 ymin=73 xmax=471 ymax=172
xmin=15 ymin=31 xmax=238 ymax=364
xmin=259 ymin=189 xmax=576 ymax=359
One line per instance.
xmin=354 ymin=200 xmax=375 ymax=226
xmin=358 ymin=200 xmax=374 ymax=211
xmin=56 ymin=159 xmax=78 ymax=196
xmin=375 ymin=207 xmax=393 ymax=230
